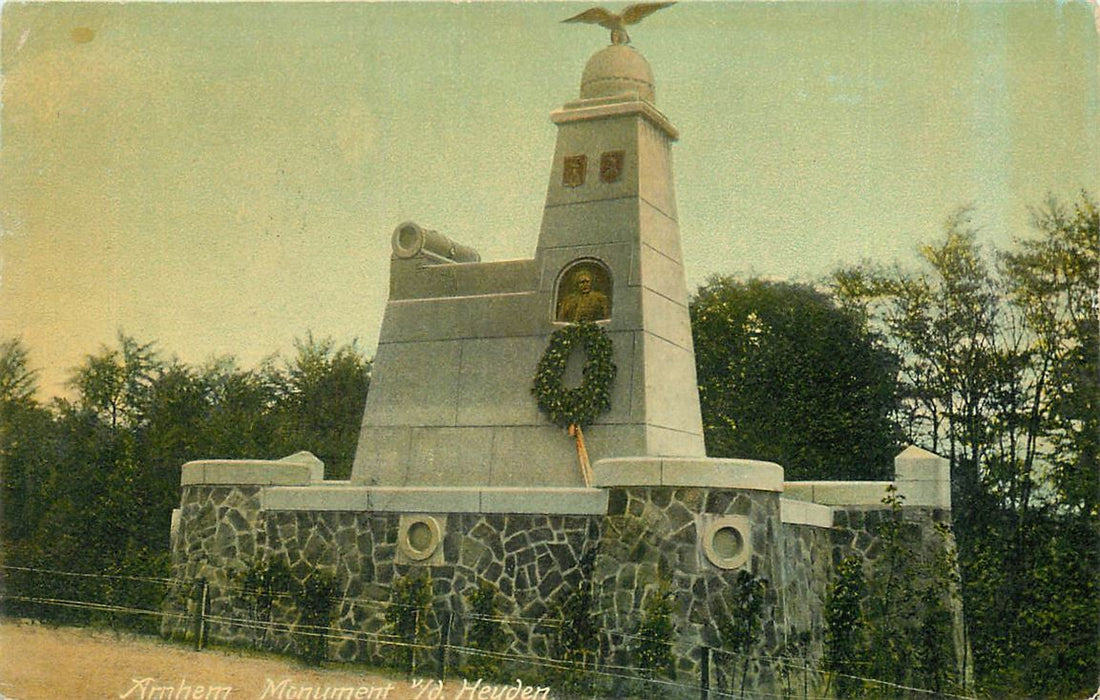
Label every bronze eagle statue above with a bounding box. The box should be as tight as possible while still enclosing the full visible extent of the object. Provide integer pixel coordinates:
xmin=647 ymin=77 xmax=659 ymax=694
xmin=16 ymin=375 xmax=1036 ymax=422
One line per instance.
xmin=562 ymin=3 xmax=676 ymax=45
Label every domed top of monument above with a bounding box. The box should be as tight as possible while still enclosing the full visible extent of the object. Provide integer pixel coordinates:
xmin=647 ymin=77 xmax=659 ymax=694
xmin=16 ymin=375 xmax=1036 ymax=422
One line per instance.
xmin=580 ymin=44 xmax=656 ymax=103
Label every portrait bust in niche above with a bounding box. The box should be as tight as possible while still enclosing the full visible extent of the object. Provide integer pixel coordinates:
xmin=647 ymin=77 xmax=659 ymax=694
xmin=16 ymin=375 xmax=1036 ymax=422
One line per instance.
xmin=555 ymin=260 xmax=612 ymax=323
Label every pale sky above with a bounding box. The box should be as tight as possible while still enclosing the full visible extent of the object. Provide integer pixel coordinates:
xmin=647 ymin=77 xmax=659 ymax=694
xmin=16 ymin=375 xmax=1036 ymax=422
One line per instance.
xmin=2 ymin=1 xmax=1098 ymax=398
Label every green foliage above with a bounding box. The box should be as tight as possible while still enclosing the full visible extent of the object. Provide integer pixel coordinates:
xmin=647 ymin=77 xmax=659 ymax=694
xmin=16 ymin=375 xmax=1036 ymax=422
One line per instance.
xmin=834 ymin=193 xmax=1099 ymax=695
xmin=719 ymin=570 xmax=766 ymax=655
xmin=919 ymin=522 xmax=961 ymax=693
xmin=915 ymin=572 xmax=955 ymax=693
xmin=268 ymin=334 xmax=372 ymax=480
xmin=1001 ymin=193 xmax=1099 ymax=516
xmin=552 ymin=564 xmax=601 ymax=696
xmin=962 ymin=516 xmax=1099 ymax=698
xmin=866 ymin=487 xmax=961 ymax=694
xmin=531 ymin=322 xmax=617 ymax=429
xmin=464 ymin=581 xmax=507 ymax=681
xmin=295 ymin=571 xmax=340 ymax=666
xmin=0 ymin=340 xmax=53 ymax=541
xmin=69 ymin=333 xmax=159 ymax=431
xmin=717 ymin=571 xmax=767 ymax=697
xmin=863 ymin=487 xmax=922 ymax=688
xmin=238 ymin=558 xmax=293 ymax=648
xmin=690 ymin=277 xmax=902 ymax=480
xmin=631 ymin=581 xmax=676 ymax=681
xmin=557 ymin=582 xmax=600 ymax=663
xmin=833 ymin=210 xmax=1000 ymax=520
xmin=0 ymin=337 xmax=38 ymax=405
xmin=824 ymin=490 xmax=963 ymax=698
xmin=384 ymin=571 xmax=432 ymax=670
xmin=824 ymin=557 xmax=864 ymax=699
xmin=0 ymin=331 xmax=371 ymax=635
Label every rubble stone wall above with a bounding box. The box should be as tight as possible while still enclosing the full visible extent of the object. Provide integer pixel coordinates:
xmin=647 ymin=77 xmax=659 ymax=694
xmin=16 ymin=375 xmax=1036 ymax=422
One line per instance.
xmin=164 ymin=486 xmax=602 ymax=666
xmin=163 ymin=482 xmax=957 ymax=697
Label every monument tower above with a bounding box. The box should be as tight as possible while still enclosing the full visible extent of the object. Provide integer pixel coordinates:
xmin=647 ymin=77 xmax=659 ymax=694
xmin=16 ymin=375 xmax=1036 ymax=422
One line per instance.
xmin=535 ymin=41 xmax=705 ymax=458
xmin=350 ymin=30 xmax=705 ymax=490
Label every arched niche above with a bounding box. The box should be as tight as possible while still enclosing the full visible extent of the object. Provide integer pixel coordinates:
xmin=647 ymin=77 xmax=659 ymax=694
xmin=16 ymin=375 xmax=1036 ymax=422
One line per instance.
xmin=554 ymin=259 xmax=613 ymax=323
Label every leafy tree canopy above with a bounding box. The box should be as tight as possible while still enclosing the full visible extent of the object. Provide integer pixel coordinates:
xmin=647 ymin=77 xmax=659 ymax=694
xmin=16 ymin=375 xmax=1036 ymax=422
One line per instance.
xmin=831 ymin=192 xmax=1099 ymax=696
xmin=0 ymin=330 xmax=372 ymax=629
xmin=0 ymin=338 xmax=39 ymax=406
xmin=691 ymin=276 xmax=903 ymax=480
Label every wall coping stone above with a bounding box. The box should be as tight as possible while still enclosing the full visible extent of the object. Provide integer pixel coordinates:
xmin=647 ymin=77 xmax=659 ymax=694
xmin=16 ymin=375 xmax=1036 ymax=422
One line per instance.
xmin=593 ymin=457 xmax=784 ymax=492
xmin=894 ymin=445 xmax=951 ymax=508
xmin=277 ymin=451 xmax=325 ymax=482
xmin=259 ymin=485 xmax=608 ymax=514
xmin=779 ymin=498 xmax=834 ymax=529
xmin=894 ymin=481 xmax=951 ymax=509
xmin=784 ymin=478 xmax=950 ymax=510
xmin=181 ymin=459 xmax=316 ymax=486
xmin=782 ymin=481 xmax=893 ymax=506
xmin=479 ymin=487 xmax=608 ymax=514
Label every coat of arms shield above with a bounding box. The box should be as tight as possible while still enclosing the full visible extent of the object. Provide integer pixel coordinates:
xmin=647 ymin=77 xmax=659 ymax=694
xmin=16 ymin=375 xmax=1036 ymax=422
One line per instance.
xmin=600 ymin=150 xmax=625 ymax=183
xmin=562 ymin=155 xmax=587 ymax=187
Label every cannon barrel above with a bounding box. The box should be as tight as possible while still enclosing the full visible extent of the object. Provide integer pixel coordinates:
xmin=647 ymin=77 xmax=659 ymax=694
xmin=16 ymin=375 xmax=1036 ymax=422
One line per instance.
xmin=391 ymin=221 xmax=480 ymax=263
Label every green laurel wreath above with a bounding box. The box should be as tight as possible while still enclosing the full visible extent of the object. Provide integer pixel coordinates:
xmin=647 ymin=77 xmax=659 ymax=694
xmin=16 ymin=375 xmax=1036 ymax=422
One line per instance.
xmin=532 ymin=322 xmax=617 ymax=429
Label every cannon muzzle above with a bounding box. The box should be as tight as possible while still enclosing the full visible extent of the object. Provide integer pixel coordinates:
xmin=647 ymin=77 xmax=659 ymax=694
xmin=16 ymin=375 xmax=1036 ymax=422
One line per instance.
xmin=391 ymin=222 xmax=480 ymax=264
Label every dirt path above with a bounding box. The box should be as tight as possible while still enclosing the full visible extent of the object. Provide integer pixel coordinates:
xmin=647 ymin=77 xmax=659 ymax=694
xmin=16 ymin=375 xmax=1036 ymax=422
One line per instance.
xmin=0 ymin=622 xmax=552 ymax=700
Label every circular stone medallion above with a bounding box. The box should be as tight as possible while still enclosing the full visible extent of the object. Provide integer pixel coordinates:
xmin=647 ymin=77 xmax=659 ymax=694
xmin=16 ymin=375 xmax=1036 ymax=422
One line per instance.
xmin=701 ymin=515 xmax=752 ymax=570
xmin=398 ymin=516 xmax=443 ymax=562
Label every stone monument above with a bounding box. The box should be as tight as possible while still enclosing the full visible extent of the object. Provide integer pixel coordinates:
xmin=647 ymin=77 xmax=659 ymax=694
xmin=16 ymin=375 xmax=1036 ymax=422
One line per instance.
xmin=351 ymin=40 xmax=705 ymax=492
xmin=164 ymin=16 xmax=967 ymax=695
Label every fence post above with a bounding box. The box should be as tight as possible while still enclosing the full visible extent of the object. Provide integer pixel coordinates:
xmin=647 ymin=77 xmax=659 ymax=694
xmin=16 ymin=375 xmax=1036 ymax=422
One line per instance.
xmin=407 ymin=608 xmax=419 ymax=678
xmin=194 ymin=579 xmax=208 ymax=651
xmin=700 ymin=646 xmax=710 ymax=700
xmin=438 ymin=611 xmax=451 ymax=681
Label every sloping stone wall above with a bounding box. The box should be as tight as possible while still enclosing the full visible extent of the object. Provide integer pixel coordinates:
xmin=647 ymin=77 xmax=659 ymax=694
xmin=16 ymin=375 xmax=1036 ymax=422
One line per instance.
xmin=779 ymin=523 xmax=831 ymax=665
xmin=163 ymin=479 xmax=962 ymax=697
xmin=595 ymin=486 xmax=784 ymax=692
xmin=831 ymin=505 xmax=952 ymax=568
xmin=163 ymin=486 xmax=602 ymax=667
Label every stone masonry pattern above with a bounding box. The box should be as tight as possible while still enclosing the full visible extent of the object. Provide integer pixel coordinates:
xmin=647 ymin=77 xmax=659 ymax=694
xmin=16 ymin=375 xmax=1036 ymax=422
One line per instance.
xmin=164 ymin=484 xmax=960 ymax=698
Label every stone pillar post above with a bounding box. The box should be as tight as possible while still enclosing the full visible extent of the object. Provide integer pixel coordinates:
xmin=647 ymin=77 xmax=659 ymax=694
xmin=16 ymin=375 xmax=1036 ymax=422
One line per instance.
xmin=893 ymin=444 xmax=951 ymax=509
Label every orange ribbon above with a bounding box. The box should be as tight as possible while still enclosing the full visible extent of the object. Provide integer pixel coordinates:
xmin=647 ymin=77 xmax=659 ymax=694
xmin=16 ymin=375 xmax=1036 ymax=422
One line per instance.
xmin=568 ymin=423 xmax=593 ymax=487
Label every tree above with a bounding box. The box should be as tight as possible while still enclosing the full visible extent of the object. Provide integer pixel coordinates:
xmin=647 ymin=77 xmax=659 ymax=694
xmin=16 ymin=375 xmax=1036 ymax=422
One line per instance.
xmin=833 ymin=211 xmax=1003 ymax=530
xmin=296 ymin=571 xmax=340 ymax=666
xmin=824 ymin=556 xmax=864 ymax=699
xmin=139 ymin=361 xmax=219 ymax=521
xmin=0 ymin=337 xmax=38 ymax=405
xmin=717 ymin=570 xmax=766 ymax=697
xmin=198 ymin=357 xmax=282 ymax=459
xmin=0 ymin=331 xmax=373 ymax=635
xmin=1001 ymin=193 xmax=1099 ymax=516
xmin=268 ymin=334 xmax=371 ymax=479
xmin=833 ymin=195 xmax=1100 ymax=697
xmin=690 ymin=277 xmax=902 ymax=480
xmin=0 ymin=338 xmax=53 ymax=541
xmin=632 ymin=580 xmax=676 ymax=682
xmin=464 ymin=581 xmax=507 ymax=681
xmin=385 ymin=571 xmax=432 ymax=672
xmin=69 ymin=333 xmax=160 ymax=431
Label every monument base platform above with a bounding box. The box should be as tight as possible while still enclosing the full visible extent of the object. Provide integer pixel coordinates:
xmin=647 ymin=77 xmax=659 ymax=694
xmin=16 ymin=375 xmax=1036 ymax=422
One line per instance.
xmin=165 ymin=448 xmax=959 ymax=696
xmin=593 ymin=456 xmax=784 ymax=491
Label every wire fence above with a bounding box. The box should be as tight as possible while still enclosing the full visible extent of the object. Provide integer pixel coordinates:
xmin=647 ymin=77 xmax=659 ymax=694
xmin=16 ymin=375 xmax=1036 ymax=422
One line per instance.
xmin=0 ymin=564 xmax=976 ymax=700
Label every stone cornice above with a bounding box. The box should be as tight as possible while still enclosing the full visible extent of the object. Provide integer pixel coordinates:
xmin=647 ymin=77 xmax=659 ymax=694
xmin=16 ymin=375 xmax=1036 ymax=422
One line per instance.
xmin=551 ymin=98 xmax=678 ymax=141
